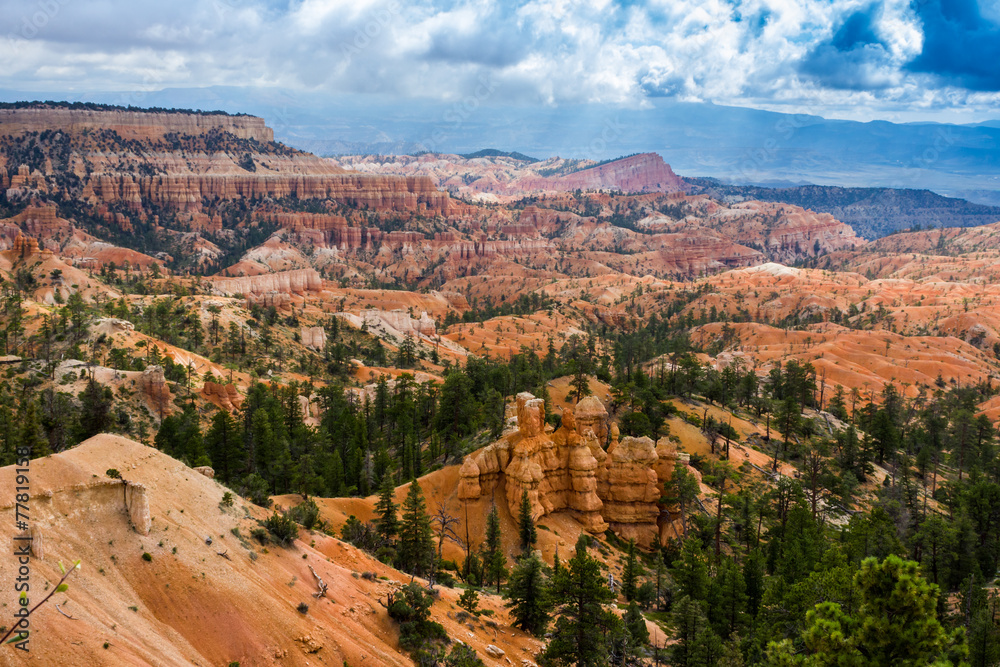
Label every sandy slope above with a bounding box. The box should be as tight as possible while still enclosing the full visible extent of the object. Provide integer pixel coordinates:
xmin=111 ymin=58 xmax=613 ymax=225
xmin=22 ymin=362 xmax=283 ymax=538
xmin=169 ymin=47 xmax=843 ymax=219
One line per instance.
xmin=0 ymin=436 xmax=536 ymax=666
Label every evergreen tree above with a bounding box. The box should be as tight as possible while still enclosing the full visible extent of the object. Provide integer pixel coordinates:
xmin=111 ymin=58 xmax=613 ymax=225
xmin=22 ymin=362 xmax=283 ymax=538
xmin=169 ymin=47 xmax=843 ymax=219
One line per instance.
xmin=204 ymin=409 xmax=242 ymax=483
xmin=538 ymin=536 xmax=615 ymax=667
xmin=621 ymin=539 xmax=642 ymax=602
xmin=766 ymin=554 xmax=967 ymax=666
xmin=483 ymin=503 xmax=507 ymax=594
xmin=374 ymin=476 xmax=400 ymax=543
xmin=19 ymin=398 xmax=50 ymax=458
xmin=77 ymin=377 xmax=112 ymax=440
xmin=398 ymin=480 xmax=436 ymax=578
xmin=670 ymin=595 xmax=722 ymax=667
xmin=624 ymin=601 xmax=649 ymax=645
xmin=518 ymin=489 xmax=537 ymax=553
xmin=505 ymin=554 xmax=552 ymax=637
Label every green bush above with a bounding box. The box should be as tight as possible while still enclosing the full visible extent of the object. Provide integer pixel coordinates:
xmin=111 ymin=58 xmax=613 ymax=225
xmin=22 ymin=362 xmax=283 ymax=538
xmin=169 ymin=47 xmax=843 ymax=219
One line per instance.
xmin=288 ymin=498 xmax=320 ymax=530
xmin=263 ymin=512 xmax=299 ymax=546
xmin=388 ymin=583 xmax=449 ymax=655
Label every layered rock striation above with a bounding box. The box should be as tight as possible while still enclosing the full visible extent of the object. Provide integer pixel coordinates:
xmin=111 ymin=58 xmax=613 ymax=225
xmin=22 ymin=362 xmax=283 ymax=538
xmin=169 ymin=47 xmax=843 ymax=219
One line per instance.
xmin=458 ymin=392 xmax=675 ymax=546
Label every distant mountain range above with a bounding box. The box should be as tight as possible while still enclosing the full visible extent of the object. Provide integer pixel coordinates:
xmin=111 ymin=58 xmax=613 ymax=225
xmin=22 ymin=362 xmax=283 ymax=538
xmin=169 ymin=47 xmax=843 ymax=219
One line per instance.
xmin=686 ymin=179 xmax=1000 ymax=240
xmin=1 ymin=85 xmax=998 ymax=206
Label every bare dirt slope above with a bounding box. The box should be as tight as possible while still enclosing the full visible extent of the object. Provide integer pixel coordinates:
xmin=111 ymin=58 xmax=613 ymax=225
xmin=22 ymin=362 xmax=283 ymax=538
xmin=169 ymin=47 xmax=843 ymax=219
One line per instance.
xmin=0 ymin=435 xmax=534 ymax=667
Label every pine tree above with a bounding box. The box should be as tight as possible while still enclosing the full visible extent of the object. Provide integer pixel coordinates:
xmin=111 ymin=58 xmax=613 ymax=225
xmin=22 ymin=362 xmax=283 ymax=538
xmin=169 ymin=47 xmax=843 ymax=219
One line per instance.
xmin=538 ymin=536 xmax=615 ymax=667
xmin=204 ymin=409 xmax=243 ymax=483
xmin=483 ymin=503 xmax=507 ymax=594
xmin=621 ymin=539 xmax=642 ymax=602
xmin=374 ymin=476 xmax=400 ymax=543
xmin=398 ymin=480 xmax=435 ymax=578
xmin=505 ymin=554 xmax=552 ymax=636
xmin=518 ymin=489 xmax=537 ymax=553
xmin=624 ymin=601 xmax=649 ymax=645
xmin=766 ymin=554 xmax=967 ymax=666
xmin=19 ymin=399 xmax=50 ymax=458
xmin=670 ymin=595 xmax=722 ymax=667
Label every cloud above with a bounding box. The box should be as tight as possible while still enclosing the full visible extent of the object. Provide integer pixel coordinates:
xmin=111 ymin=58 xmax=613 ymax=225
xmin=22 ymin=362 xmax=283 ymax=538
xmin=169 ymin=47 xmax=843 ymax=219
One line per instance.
xmin=799 ymin=6 xmax=898 ymax=90
xmin=0 ymin=0 xmax=997 ymax=120
xmin=906 ymin=0 xmax=1000 ymax=90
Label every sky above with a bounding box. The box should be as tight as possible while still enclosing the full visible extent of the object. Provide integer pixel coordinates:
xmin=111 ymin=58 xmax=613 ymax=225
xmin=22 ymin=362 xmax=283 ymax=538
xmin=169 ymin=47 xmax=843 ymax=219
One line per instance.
xmin=1 ymin=0 xmax=1000 ymax=123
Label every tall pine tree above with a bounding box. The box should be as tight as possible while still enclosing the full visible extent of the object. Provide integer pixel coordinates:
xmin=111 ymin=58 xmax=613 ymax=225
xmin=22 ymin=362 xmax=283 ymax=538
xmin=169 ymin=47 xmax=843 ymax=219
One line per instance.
xmin=483 ymin=502 xmax=507 ymax=594
xmin=505 ymin=554 xmax=552 ymax=637
xmin=518 ymin=489 xmax=537 ymax=553
xmin=538 ymin=536 xmax=615 ymax=667
xmin=398 ymin=480 xmax=435 ymax=578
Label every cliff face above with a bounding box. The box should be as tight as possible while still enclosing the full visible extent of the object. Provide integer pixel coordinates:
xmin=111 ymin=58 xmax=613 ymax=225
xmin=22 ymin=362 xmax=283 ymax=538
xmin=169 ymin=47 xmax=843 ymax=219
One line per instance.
xmin=0 ymin=202 xmax=164 ymax=269
xmin=210 ymin=268 xmax=322 ymax=297
xmin=0 ymin=108 xmax=273 ymax=142
xmin=458 ymin=392 xmax=676 ymax=547
xmin=0 ymin=107 xmax=469 ymax=253
xmin=331 ymin=152 xmax=687 ymax=197
xmin=548 ymin=153 xmax=686 ymax=193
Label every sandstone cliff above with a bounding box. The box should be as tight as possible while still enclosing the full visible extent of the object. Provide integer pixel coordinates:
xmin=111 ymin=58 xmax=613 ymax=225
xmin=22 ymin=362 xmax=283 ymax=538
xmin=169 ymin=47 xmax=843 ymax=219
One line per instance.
xmin=458 ymin=392 xmax=676 ymax=546
xmin=210 ymin=268 xmax=322 ymax=297
xmin=0 ymin=107 xmax=274 ymax=141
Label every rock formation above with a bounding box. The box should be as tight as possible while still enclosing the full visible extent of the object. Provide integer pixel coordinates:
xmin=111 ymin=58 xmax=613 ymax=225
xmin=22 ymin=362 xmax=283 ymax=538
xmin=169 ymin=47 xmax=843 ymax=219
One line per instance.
xmin=596 ymin=436 xmax=660 ymax=547
xmin=211 ymin=268 xmax=322 ymax=297
xmin=575 ymin=395 xmax=609 ymax=446
xmin=301 ymin=326 xmax=327 ymax=350
xmin=123 ymin=481 xmax=151 ymax=535
xmin=139 ymin=366 xmax=172 ymax=417
xmin=200 ymin=381 xmax=243 ymax=411
xmin=458 ymin=392 xmax=675 ymax=545
xmin=0 ymin=107 xmax=274 ymax=142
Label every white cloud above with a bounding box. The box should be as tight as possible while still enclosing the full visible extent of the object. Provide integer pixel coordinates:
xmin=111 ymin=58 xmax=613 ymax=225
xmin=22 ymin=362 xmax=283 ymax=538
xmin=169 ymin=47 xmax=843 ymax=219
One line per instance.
xmin=0 ymin=0 xmax=996 ymax=120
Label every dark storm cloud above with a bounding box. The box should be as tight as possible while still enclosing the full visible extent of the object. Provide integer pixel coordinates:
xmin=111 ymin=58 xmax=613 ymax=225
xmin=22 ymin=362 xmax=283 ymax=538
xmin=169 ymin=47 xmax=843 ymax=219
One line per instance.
xmin=906 ymin=0 xmax=1000 ymax=90
xmin=799 ymin=6 xmax=896 ymax=90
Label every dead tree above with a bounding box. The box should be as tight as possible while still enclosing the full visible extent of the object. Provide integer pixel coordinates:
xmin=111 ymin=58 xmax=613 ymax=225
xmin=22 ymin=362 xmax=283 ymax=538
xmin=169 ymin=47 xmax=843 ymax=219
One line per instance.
xmin=308 ymin=565 xmax=328 ymax=598
xmin=431 ymin=506 xmax=463 ymax=561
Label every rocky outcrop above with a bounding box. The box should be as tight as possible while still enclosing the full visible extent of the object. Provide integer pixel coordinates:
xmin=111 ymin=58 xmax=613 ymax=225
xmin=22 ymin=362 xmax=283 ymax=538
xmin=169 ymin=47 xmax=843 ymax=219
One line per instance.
xmin=211 ymin=268 xmax=322 ymax=297
xmin=300 ymin=326 xmax=327 ymax=350
xmin=548 ymin=153 xmax=686 ymax=193
xmin=596 ymin=436 xmax=660 ymax=547
xmin=124 ymin=481 xmax=151 ymax=535
xmin=575 ymin=395 xmax=609 ymax=446
xmin=139 ymin=366 xmax=172 ymax=417
xmin=201 ymin=381 xmax=242 ymax=411
xmin=11 ymin=232 xmax=39 ymax=257
xmin=460 ymin=393 xmax=681 ymax=542
xmin=362 ymin=309 xmax=436 ymax=337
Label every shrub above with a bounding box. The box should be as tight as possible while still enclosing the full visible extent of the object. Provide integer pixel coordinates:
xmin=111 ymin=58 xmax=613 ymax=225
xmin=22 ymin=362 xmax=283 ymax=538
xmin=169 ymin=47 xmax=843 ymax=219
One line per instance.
xmin=141 ymin=552 xmax=152 ymax=562
xmin=288 ymin=498 xmax=320 ymax=530
xmin=250 ymin=527 xmax=269 ymax=544
xmin=241 ymin=473 xmax=272 ymax=508
xmin=263 ymin=512 xmax=299 ymax=546
xmin=388 ymin=583 xmax=449 ymax=655
xmin=443 ymin=643 xmax=485 ymax=666
xmin=296 ymin=602 xmax=309 ymax=614
xmin=457 ymin=587 xmax=480 ymax=615
xmin=221 ymin=491 xmax=234 ymax=507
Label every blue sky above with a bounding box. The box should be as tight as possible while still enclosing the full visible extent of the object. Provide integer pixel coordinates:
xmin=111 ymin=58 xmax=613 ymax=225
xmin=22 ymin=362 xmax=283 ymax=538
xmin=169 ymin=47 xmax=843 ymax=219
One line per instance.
xmin=1 ymin=0 xmax=999 ymax=123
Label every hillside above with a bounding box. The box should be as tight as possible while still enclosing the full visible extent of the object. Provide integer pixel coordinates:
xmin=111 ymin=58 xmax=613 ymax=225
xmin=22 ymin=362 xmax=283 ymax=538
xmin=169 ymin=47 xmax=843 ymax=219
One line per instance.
xmin=0 ymin=435 xmax=542 ymax=666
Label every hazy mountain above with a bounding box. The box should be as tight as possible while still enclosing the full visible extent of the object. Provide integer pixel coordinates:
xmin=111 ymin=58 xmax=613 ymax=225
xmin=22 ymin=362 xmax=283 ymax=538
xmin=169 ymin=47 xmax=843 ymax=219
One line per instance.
xmin=1 ymin=85 xmax=998 ymax=204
